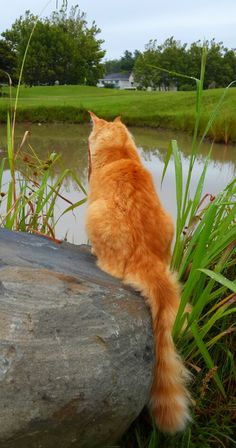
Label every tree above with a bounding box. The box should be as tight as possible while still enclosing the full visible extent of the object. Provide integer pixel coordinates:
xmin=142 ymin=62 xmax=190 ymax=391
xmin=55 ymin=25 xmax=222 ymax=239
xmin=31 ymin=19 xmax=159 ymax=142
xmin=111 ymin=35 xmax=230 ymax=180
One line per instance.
xmin=104 ymin=50 xmax=141 ymax=75
xmin=186 ymin=40 xmax=202 ymax=82
xmin=188 ymin=39 xmax=236 ymax=88
xmin=134 ymin=40 xmax=162 ymax=89
xmin=134 ymin=38 xmax=189 ymax=90
xmin=0 ymin=39 xmax=17 ymax=83
xmin=158 ymin=37 xmax=188 ymax=89
xmin=104 ymin=58 xmax=122 ymax=74
xmin=1 ymin=5 xmax=105 ymax=85
xmin=120 ymin=50 xmax=140 ymax=72
xmin=223 ymin=49 xmax=236 ymax=85
xmin=49 ymin=5 xmax=105 ymax=85
xmin=204 ymin=39 xmax=226 ymax=87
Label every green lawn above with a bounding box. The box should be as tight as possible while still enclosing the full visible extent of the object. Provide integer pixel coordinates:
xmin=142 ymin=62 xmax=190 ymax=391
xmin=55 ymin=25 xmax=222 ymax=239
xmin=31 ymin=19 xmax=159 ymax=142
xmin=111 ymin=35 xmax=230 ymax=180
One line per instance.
xmin=1 ymin=85 xmax=236 ymax=143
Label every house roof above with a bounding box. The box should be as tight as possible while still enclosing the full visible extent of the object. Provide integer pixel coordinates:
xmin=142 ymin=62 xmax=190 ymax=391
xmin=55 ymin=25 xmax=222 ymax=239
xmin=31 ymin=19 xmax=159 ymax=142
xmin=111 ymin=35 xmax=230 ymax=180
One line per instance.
xmin=103 ymin=73 xmax=130 ymax=81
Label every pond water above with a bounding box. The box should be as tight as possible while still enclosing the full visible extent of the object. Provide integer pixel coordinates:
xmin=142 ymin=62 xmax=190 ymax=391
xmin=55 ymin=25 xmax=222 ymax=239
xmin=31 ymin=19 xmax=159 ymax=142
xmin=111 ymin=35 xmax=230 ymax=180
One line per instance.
xmin=0 ymin=123 xmax=235 ymax=244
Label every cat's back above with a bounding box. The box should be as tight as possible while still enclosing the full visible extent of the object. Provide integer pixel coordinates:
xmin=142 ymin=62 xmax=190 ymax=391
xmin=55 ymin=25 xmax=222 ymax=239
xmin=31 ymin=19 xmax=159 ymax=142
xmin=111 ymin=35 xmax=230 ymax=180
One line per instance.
xmin=89 ymin=158 xmax=156 ymax=202
xmin=89 ymin=156 xmax=170 ymax=230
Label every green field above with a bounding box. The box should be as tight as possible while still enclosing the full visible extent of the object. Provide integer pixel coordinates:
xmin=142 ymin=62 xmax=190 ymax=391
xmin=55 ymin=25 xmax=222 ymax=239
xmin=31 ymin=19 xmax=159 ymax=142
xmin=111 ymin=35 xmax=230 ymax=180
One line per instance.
xmin=1 ymin=85 xmax=236 ymax=143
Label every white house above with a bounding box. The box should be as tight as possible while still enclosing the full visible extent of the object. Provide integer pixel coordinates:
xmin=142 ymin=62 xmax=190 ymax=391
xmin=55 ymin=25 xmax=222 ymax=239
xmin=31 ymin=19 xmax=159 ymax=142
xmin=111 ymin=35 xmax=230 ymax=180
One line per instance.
xmin=97 ymin=73 xmax=137 ymax=89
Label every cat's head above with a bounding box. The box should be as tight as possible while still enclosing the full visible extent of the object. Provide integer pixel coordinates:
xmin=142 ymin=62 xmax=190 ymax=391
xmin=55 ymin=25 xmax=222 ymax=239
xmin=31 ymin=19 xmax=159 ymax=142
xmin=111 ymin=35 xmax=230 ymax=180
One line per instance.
xmin=88 ymin=112 xmax=129 ymax=156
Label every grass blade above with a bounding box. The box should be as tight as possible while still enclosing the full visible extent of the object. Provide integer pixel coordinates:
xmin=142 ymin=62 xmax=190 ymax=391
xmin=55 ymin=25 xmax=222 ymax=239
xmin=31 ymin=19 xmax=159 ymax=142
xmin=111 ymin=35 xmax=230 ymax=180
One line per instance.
xmin=198 ymin=269 xmax=236 ymax=294
xmin=190 ymin=322 xmax=226 ymax=397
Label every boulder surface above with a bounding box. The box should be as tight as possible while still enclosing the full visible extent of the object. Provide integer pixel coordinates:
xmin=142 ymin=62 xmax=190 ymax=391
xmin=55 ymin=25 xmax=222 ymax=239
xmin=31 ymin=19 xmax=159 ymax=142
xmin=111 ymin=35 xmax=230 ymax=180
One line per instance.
xmin=0 ymin=229 xmax=154 ymax=448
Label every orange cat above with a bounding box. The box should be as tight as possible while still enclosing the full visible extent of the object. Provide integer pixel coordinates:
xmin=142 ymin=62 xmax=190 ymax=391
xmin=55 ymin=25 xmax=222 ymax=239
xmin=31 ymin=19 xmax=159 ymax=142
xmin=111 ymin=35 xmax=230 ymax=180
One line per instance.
xmin=86 ymin=112 xmax=191 ymax=434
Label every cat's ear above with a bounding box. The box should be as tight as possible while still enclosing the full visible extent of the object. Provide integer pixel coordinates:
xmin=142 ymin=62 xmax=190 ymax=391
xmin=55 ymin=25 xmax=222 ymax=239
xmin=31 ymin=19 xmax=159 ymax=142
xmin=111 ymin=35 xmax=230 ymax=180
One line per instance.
xmin=89 ymin=111 xmax=100 ymax=125
xmin=114 ymin=116 xmax=121 ymax=123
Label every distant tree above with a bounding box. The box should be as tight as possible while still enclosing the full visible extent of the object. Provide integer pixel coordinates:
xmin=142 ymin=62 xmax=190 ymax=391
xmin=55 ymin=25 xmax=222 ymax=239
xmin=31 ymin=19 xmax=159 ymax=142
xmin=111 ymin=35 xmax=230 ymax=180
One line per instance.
xmin=1 ymin=5 xmax=105 ymax=85
xmin=104 ymin=59 xmax=122 ymax=74
xmin=223 ymin=48 xmax=236 ymax=85
xmin=104 ymin=49 xmax=141 ymax=75
xmin=134 ymin=37 xmax=187 ymax=90
xmin=49 ymin=5 xmax=105 ymax=85
xmin=204 ymin=39 xmax=226 ymax=87
xmin=186 ymin=40 xmax=202 ymax=82
xmin=0 ymin=39 xmax=17 ymax=83
xmin=120 ymin=50 xmax=140 ymax=72
xmin=187 ymin=39 xmax=236 ymax=88
xmin=134 ymin=38 xmax=189 ymax=90
xmin=158 ymin=37 xmax=188 ymax=89
xmin=134 ymin=37 xmax=236 ymax=90
xmin=134 ymin=40 xmax=162 ymax=89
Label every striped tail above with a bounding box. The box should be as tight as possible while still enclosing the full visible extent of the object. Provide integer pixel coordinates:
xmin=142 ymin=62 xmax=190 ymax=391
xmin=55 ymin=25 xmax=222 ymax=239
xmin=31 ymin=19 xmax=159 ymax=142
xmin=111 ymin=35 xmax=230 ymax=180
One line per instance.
xmin=124 ymin=258 xmax=191 ymax=433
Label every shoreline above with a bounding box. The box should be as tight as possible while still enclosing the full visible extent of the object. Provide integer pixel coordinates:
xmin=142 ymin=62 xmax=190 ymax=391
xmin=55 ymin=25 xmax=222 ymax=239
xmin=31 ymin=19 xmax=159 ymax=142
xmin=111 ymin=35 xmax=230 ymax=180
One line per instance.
xmin=1 ymin=85 xmax=236 ymax=144
xmin=0 ymin=110 xmax=235 ymax=145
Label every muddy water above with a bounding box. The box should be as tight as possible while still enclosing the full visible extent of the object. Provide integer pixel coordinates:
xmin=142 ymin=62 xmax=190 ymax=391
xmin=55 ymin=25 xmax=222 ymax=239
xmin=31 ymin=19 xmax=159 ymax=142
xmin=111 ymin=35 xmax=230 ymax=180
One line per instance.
xmin=0 ymin=123 xmax=235 ymax=244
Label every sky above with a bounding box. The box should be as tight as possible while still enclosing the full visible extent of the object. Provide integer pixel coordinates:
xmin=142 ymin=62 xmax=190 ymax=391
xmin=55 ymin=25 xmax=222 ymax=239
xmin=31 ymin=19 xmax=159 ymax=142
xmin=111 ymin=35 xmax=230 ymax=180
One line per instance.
xmin=0 ymin=0 xmax=236 ymax=59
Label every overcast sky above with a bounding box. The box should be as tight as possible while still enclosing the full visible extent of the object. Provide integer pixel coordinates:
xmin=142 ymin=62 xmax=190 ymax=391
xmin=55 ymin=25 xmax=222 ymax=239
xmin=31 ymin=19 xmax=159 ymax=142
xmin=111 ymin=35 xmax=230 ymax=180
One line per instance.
xmin=1 ymin=0 xmax=236 ymax=59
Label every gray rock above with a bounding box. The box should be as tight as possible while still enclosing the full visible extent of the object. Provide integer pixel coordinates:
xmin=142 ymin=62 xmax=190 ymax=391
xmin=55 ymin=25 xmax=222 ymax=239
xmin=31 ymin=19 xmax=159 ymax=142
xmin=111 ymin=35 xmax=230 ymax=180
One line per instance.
xmin=0 ymin=229 xmax=154 ymax=448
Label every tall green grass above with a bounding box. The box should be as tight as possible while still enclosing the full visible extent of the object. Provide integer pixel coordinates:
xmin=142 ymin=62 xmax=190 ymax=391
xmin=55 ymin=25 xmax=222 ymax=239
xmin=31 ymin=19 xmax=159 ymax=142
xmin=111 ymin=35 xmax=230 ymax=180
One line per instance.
xmin=122 ymin=47 xmax=236 ymax=448
xmin=0 ymin=122 xmax=86 ymax=238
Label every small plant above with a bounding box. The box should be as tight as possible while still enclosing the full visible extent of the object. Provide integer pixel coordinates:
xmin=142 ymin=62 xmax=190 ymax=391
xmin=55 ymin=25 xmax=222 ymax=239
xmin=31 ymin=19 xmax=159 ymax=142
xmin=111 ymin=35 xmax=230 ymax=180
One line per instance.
xmin=0 ymin=121 xmax=87 ymax=238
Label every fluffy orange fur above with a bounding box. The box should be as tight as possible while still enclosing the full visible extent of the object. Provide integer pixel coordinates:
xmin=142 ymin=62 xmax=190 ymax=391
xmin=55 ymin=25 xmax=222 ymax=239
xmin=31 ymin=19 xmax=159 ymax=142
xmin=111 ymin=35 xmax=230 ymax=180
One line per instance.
xmin=86 ymin=112 xmax=191 ymax=434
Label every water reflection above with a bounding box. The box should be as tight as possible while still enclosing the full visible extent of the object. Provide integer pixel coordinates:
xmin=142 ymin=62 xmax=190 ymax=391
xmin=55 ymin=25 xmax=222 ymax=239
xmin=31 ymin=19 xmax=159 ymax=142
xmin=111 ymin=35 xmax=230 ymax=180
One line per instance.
xmin=0 ymin=123 xmax=235 ymax=244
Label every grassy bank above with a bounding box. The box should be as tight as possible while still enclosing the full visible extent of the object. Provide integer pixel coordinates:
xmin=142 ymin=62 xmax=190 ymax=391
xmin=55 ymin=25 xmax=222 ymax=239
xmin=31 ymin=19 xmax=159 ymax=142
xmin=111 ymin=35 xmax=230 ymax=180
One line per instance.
xmin=1 ymin=85 xmax=236 ymax=143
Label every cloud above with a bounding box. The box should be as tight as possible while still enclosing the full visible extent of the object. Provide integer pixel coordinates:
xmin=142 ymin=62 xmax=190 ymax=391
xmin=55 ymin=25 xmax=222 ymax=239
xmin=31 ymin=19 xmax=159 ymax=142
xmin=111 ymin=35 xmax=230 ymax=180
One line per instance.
xmin=1 ymin=0 xmax=236 ymax=59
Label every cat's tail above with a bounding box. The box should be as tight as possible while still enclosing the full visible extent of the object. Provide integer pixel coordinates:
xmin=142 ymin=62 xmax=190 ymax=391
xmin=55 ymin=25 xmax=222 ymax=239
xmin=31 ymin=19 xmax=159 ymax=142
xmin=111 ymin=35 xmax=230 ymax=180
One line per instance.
xmin=125 ymin=258 xmax=191 ymax=434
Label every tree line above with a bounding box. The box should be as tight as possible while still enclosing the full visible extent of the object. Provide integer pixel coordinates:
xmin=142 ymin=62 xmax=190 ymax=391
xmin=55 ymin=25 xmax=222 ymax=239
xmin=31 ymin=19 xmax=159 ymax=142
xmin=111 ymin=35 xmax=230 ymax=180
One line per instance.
xmin=0 ymin=3 xmax=236 ymax=89
xmin=105 ymin=38 xmax=236 ymax=90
